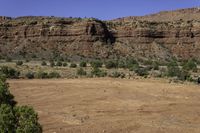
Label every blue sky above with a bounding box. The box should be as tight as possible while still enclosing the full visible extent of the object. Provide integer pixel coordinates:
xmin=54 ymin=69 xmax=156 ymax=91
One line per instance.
xmin=0 ymin=0 xmax=199 ymax=20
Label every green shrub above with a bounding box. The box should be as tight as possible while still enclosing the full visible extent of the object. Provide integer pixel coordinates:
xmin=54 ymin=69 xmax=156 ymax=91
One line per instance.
xmin=79 ymin=61 xmax=87 ymax=67
xmin=25 ymin=72 xmax=35 ymax=79
xmin=35 ymin=71 xmax=49 ymax=79
xmin=124 ymin=58 xmax=139 ymax=70
xmin=77 ymin=68 xmax=87 ymax=76
xmin=14 ymin=106 xmax=42 ymax=133
xmin=105 ymin=60 xmax=118 ymax=69
xmin=0 ymin=66 xmax=20 ymax=79
xmin=90 ymin=60 xmax=103 ymax=68
xmin=41 ymin=61 xmax=47 ymax=66
xmin=0 ymin=75 xmax=16 ymax=106
xmin=167 ymin=61 xmax=181 ymax=77
xmin=48 ymin=72 xmax=61 ymax=78
xmin=70 ymin=63 xmax=77 ymax=68
xmin=62 ymin=62 xmax=68 ymax=67
xmin=56 ymin=61 xmax=62 ymax=66
xmin=91 ymin=67 xmax=107 ymax=77
xmin=182 ymin=60 xmax=197 ymax=71
xmin=118 ymin=60 xmax=126 ymax=68
xmin=128 ymin=64 xmax=139 ymax=71
xmin=135 ymin=67 xmax=149 ymax=77
xmin=16 ymin=61 xmax=23 ymax=66
xmin=152 ymin=61 xmax=159 ymax=70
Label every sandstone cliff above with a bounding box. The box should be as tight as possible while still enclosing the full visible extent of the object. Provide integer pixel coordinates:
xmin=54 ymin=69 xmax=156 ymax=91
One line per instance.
xmin=0 ymin=8 xmax=200 ymax=61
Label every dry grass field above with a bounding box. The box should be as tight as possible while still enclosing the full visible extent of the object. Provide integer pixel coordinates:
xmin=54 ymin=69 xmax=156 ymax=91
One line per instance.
xmin=8 ymin=78 xmax=200 ymax=133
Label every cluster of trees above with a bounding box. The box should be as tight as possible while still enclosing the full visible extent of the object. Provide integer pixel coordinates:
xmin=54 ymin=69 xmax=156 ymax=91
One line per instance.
xmin=166 ymin=59 xmax=197 ymax=81
xmin=0 ymin=74 xmax=42 ymax=132
xmin=0 ymin=66 xmax=20 ymax=79
xmin=26 ymin=71 xmax=61 ymax=79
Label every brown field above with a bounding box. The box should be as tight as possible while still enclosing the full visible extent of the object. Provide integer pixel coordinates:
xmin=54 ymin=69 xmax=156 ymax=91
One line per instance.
xmin=8 ymin=78 xmax=200 ymax=133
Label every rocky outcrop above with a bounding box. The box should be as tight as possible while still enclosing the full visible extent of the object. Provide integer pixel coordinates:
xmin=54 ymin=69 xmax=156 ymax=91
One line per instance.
xmin=0 ymin=8 xmax=200 ymax=61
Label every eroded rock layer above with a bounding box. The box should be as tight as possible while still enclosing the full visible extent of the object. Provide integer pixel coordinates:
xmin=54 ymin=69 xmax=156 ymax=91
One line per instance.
xmin=0 ymin=8 xmax=200 ymax=60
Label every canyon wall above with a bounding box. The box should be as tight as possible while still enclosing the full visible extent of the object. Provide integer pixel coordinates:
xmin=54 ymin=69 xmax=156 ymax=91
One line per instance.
xmin=0 ymin=8 xmax=200 ymax=61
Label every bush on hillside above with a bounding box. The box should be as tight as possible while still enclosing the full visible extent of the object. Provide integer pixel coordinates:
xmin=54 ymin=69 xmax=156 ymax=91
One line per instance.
xmin=70 ymin=63 xmax=77 ymax=68
xmin=167 ymin=61 xmax=181 ymax=77
xmin=105 ymin=60 xmax=118 ymax=69
xmin=62 ymin=62 xmax=68 ymax=67
xmin=90 ymin=60 xmax=103 ymax=68
xmin=182 ymin=60 xmax=197 ymax=72
xmin=79 ymin=61 xmax=87 ymax=67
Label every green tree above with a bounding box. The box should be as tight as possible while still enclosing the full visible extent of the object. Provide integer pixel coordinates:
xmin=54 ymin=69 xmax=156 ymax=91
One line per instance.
xmin=14 ymin=106 xmax=42 ymax=133
xmin=0 ymin=74 xmax=42 ymax=133
xmin=0 ymin=66 xmax=20 ymax=79
xmin=0 ymin=104 xmax=15 ymax=133
xmin=0 ymin=75 xmax=16 ymax=106
xmin=167 ymin=61 xmax=181 ymax=77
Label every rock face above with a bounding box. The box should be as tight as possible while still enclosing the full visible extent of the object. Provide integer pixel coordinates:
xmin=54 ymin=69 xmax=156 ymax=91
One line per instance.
xmin=0 ymin=8 xmax=200 ymax=61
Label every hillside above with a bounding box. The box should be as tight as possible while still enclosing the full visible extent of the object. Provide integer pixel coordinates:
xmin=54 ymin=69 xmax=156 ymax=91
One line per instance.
xmin=0 ymin=8 xmax=200 ymax=61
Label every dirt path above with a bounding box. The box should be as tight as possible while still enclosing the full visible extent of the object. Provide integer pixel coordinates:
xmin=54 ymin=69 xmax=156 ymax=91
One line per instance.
xmin=9 ymin=78 xmax=200 ymax=133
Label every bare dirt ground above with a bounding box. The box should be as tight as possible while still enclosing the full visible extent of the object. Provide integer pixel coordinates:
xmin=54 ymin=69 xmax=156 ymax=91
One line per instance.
xmin=8 ymin=78 xmax=200 ymax=133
